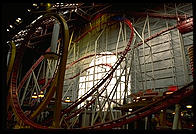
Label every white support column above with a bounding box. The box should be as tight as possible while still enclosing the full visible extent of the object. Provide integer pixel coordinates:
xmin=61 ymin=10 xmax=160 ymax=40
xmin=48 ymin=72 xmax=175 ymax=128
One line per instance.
xmin=172 ymin=104 xmax=181 ymax=130
xmin=145 ymin=117 xmax=148 ymax=130
xmin=50 ymin=21 xmax=60 ymax=53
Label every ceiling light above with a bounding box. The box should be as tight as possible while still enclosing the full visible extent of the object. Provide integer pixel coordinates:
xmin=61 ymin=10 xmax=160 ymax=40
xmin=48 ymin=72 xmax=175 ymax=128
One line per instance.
xmin=7 ymin=29 xmax=10 ymax=32
xmin=186 ymin=105 xmax=192 ymax=109
xmin=9 ymin=25 xmax=13 ymax=28
xmin=32 ymin=92 xmax=38 ymax=99
xmin=33 ymin=3 xmax=37 ymax=7
xmin=63 ymin=10 xmax=69 ymax=14
xmin=16 ymin=18 xmax=22 ymax=23
xmin=27 ymin=9 xmax=31 ymax=12
xmin=165 ymin=91 xmax=173 ymax=95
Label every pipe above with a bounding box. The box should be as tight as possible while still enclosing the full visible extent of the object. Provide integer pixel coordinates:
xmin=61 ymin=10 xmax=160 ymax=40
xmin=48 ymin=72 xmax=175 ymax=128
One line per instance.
xmin=128 ymin=12 xmax=187 ymax=20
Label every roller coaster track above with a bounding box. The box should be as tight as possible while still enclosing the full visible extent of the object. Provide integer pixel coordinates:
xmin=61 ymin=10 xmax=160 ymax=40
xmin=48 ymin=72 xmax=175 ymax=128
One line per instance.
xmin=59 ymin=18 xmax=134 ymax=118
xmin=9 ymin=15 xmax=133 ymax=128
xmin=35 ymin=17 xmax=134 ymax=127
xmin=9 ymin=9 xmax=192 ymax=128
xmin=10 ymin=13 xmax=69 ymax=129
xmin=82 ymin=81 xmax=193 ymax=129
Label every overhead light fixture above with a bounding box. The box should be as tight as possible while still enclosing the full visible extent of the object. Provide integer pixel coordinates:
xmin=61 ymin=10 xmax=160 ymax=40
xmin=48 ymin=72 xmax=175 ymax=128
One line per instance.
xmin=33 ymin=3 xmax=37 ymax=7
xmin=32 ymin=92 xmax=38 ymax=99
xmin=27 ymin=9 xmax=31 ymax=12
xmin=7 ymin=29 xmax=10 ymax=32
xmin=186 ymin=105 xmax=192 ymax=109
xmin=64 ymin=97 xmax=71 ymax=102
xmin=165 ymin=91 xmax=173 ymax=95
xmin=38 ymin=91 xmax=44 ymax=98
xmin=63 ymin=10 xmax=69 ymax=14
xmin=16 ymin=18 xmax=22 ymax=23
xmin=9 ymin=25 xmax=13 ymax=28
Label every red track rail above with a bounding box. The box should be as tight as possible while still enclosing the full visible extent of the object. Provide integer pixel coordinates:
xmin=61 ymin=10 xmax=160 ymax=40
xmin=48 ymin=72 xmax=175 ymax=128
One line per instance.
xmin=82 ymin=81 xmax=193 ymax=129
xmin=10 ymin=13 xmax=69 ymax=129
xmin=10 ymin=10 xmax=193 ymax=128
xmin=60 ymin=18 xmax=134 ymax=117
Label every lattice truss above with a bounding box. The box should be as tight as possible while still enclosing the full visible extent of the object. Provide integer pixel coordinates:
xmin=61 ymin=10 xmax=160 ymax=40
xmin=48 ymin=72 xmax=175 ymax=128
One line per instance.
xmin=7 ymin=3 xmax=193 ymax=129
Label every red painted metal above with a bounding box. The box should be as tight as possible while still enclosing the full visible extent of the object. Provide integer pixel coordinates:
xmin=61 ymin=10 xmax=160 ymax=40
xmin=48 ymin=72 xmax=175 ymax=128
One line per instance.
xmin=177 ymin=17 xmax=193 ymax=34
xmin=168 ymin=85 xmax=178 ymax=92
xmin=129 ymin=12 xmax=187 ymax=20
xmin=9 ymin=13 xmax=70 ymax=129
xmin=82 ymin=82 xmax=193 ymax=129
xmin=9 ymin=13 xmax=193 ymax=129
xmin=60 ymin=18 xmax=134 ymax=117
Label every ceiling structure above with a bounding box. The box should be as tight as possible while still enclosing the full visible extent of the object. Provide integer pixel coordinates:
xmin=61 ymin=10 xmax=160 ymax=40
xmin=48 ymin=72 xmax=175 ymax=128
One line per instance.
xmin=4 ymin=3 xmax=163 ymax=42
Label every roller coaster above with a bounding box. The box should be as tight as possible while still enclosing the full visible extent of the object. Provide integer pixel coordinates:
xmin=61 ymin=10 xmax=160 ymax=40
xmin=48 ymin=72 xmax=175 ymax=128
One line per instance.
xmin=6 ymin=6 xmax=193 ymax=129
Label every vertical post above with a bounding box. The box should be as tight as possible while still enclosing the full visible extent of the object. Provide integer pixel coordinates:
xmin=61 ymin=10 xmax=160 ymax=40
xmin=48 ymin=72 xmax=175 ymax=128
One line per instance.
xmin=177 ymin=31 xmax=189 ymax=83
xmin=53 ymin=15 xmax=69 ymax=128
xmin=175 ymin=4 xmax=189 ymax=84
xmin=142 ymin=17 xmax=148 ymax=90
xmin=147 ymin=15 xmax=155 ymax=91
xmin=164 ymin=4 xmax=177 ymax=86
xmin=160 ymin=109 xmax=167 ymax=128
xmin=50 ymin=21 xmax=60 ymax=53
xmin=136 ymin=47 xmax=145 ymax=91
xmin=145 ymin=117 xmax=148 ymax=130
xmin=172 ymin=104 xmax=181 ymax=130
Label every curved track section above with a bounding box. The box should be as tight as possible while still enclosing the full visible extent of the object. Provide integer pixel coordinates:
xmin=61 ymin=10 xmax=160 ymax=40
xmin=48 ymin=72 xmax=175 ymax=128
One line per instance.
xmin=60 ymin=18 xmax=134 ymax=118
xmin=82 ymin=81 xmax=193 ymax=129
xmin=9 ymin=12 xmax=187 ymax=129
xmin=10 ymin=13 xmax=69 ymax=129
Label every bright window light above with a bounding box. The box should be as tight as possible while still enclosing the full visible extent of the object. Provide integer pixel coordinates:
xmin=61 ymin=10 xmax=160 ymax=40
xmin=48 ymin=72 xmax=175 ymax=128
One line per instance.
xmin=78 ymin=51 xmax=127 ymax=111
